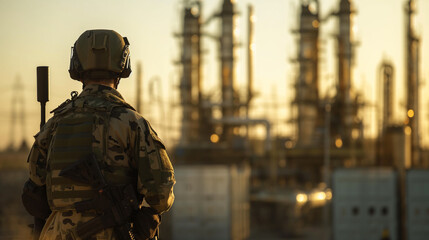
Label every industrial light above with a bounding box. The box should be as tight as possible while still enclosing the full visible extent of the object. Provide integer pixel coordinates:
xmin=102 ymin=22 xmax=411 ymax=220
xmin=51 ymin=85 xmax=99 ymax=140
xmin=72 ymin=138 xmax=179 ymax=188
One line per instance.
xmin=308 ymin=2 xmax=317 ymax=13
xmin=312 ymin=20 xmax=319 ymax=29
xmin=311 ymin=191 xmax=326 ymax=201
xmin=210 ymin=134 xmax=219 ymax=143
xmin=233 ymin=127 xmax=240 ymax=135
xmin=191 ymin=6 xmax=199 ymax=16
xmin=335 ymin=137 xmax=343 ymax=148
xmin=404 ymin=126 xmax=412 ymax=136
xmin=296 ymin=193 xmax=308 ymax=203
xmin=325 ymin=189 xmax=332 ymax=200
xmin=407 ymin=109 xmax=415 ymax=118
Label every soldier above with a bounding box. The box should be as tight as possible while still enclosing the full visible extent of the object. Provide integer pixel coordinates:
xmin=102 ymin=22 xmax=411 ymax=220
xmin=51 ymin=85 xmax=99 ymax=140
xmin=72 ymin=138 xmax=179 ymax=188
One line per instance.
xmin=22 ymin=29 xmax=175 ymax=240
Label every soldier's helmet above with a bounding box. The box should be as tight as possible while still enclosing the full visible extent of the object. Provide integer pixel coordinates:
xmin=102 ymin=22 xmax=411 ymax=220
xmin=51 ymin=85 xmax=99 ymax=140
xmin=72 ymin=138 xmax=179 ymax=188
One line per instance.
xmin=69 ymin=29 xmax=131 ymax=80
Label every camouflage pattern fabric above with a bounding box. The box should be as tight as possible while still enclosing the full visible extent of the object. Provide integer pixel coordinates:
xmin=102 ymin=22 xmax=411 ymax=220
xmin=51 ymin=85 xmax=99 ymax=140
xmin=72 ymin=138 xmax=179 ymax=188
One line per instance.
xmin=27 ymin=84 xmax=175 ymax=240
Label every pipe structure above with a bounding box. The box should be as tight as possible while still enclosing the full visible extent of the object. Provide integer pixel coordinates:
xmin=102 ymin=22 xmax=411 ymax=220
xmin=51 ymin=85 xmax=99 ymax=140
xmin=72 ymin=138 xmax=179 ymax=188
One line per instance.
xmin=405 ymin=0 xmax=420 ymax=166
xmin=323 ymin=97 xmax=332 ymax=240
xmin=381 ymin=62 xmax=394 ymax=132
xmin=136 ymin=62 xmax=143 ymax=113
xmin=220 ymin=0 xmax=236 ymax=141
xmin=179 ymin=2 xmax=202 ymax=144
xmin=211 ymin=117 xmax=271 ymax=151
xmin=247 ymin=4 xmax=254 ymax=115
xmin=294 ymin=1 xmax=320 ymax=146
xmin=246 ymin=4 xmax=255 ymax=140
xmin=337 ymin=0 xmax=355 ymax=147
xmin=212 ymin=116 xmax=274 ymax=184
xmin=376 ymin=61 xmax=394 ymax=166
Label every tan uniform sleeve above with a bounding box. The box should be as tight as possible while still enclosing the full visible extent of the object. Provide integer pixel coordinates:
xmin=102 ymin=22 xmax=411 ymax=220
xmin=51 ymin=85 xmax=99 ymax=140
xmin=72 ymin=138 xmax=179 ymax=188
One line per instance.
xmin=135 ymin=119 xmax=175 ymax=214
xmin=28 ymin=118 xmax=55 ymax=186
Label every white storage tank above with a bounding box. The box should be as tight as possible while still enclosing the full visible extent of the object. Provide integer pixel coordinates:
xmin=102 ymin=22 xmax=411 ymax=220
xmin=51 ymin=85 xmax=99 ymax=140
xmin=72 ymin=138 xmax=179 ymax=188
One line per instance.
xmin=171 ymin=164 xmax=250 ymax=240
xmin=406 ymin=170 xmax=429 ymax=240
xmin=332 ymin=168 xmax=398 ymax=240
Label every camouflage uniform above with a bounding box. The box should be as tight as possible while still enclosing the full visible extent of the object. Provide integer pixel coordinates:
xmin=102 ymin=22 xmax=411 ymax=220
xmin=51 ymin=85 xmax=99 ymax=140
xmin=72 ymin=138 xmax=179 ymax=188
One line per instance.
xmin=27 ymin=84 xmax=175 ymax=240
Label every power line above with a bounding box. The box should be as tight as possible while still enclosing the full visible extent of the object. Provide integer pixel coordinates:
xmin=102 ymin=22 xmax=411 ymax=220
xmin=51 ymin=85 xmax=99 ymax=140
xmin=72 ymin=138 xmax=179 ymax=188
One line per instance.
xmin=7 ymin=75 xmax=29 ymax=151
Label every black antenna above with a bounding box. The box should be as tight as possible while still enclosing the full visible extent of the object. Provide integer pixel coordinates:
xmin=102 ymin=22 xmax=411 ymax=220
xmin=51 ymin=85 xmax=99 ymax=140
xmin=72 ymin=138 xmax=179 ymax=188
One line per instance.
xmin=37 ymin=66 xmax=49 ymax=129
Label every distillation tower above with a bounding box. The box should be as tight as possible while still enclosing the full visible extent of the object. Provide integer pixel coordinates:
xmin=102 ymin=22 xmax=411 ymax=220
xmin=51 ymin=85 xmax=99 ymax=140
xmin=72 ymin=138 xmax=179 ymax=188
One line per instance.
xmin=405 ymin=0 xmax=421 ymax=167
xmin=335 ymin=0 xmax=356 ymax=148
xmin=329 ymin=0 xmax=364 ymax=159
xmin=174 ymin=0 xmax=263 ymax=165
xmin=178 ymin=1 xmax=206 ymax=145
xmin=219 ymin=0 xmax=238 ymax=141
xmin=375 ymin=0 xmax=424 ymax=169
xmin=293 ymin=1 xmax=321 ymax=147
xmin=287 ymin=0 xmax=364 ymax=185
xmin=381 ymin=63 xmax=395 ymax=134
xmin=377 ymin=61 xmax=401 ymax=167
xmin=287 ymin=0 xmax=324 ymax=184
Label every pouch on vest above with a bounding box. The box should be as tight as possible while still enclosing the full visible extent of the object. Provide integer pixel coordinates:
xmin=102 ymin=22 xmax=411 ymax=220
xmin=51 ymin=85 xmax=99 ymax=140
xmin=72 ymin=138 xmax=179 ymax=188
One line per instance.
xmin=46 ymin=113 xmax=97 ymax=210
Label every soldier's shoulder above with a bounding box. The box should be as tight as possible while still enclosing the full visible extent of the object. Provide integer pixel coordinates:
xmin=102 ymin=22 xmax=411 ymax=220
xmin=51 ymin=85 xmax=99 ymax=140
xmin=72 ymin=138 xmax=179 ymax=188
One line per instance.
xmin=135 ymin=115 xmax=164 ymax=146
xmin=117 ymin=110 xmax=158 ymax=133
xmin=110 ymin=106 xmax=141 ymax=120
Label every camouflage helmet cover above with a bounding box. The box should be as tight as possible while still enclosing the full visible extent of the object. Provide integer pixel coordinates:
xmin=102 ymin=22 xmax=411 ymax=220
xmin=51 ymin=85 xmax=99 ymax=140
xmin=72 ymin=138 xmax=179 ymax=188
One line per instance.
xmin=69 ymin=29 xmax=131 ymax=80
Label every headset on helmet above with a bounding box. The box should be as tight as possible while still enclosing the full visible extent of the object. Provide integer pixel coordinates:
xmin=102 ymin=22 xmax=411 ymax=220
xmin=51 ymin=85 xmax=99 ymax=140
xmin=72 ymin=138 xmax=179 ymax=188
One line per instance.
xmin=69 ymin=30 xmax=132 ymax=80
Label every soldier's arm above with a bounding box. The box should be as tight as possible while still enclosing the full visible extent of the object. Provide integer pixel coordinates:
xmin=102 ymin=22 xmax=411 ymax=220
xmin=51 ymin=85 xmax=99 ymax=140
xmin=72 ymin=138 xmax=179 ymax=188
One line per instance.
xmin=22 ymin=119 xmax=54 ymax=218
xmin=135 ymin=119 xmax=175 ymax=214
xmin=28 ymin=119 xmax=54 ymax=185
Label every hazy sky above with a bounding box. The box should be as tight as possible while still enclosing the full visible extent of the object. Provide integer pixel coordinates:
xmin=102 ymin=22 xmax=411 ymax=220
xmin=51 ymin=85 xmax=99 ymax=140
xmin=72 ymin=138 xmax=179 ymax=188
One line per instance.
xmin=0 ymin=0 xmax=428 ymax=149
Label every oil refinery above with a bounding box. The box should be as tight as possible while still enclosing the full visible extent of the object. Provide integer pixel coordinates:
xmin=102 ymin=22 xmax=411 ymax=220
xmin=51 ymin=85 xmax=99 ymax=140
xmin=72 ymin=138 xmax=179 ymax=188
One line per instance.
xmin=167 ymin=0 xmax=429 ymax=240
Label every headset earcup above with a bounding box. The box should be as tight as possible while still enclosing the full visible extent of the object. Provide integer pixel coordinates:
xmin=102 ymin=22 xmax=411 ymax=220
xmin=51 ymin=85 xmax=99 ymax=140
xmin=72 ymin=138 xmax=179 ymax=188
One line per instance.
xmin=120 ymin=56 xmax=132 ymax=78
xmin=68 ymin=46 xmax=83 ymax=80
xmin=119 ymin=37 xmax=131 ymax=78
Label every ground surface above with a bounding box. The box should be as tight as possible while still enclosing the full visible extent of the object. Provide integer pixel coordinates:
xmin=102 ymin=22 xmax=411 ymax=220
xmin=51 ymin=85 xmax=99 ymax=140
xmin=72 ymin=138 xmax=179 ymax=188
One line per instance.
xmin=0 ymin=152 xmax=32 ymax=239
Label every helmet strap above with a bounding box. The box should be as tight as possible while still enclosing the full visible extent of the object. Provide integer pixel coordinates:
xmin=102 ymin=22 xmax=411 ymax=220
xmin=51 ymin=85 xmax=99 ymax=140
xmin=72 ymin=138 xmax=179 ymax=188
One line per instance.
xmin=114 ymin=78 xmax=121 ymax=89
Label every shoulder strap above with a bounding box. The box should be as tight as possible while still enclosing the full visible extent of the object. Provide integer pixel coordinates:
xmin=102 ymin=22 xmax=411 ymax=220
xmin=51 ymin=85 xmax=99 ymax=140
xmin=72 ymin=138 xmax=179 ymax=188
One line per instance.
xmin=51 ymin=91 xmax=79 ymax=115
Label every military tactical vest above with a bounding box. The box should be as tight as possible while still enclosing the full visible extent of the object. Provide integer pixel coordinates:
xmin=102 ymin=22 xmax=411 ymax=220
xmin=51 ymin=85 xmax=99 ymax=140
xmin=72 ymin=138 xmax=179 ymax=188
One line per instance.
xmin=46 ymin=91 xmax=136 ymax=210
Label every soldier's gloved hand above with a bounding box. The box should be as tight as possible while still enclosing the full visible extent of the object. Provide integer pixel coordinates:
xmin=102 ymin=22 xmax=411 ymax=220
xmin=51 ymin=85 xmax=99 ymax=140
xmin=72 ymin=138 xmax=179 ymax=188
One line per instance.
xmin=132 ymin=207 xmax=161 ymax=240
xmin=22 ymin=179 xmax=51 ymax=219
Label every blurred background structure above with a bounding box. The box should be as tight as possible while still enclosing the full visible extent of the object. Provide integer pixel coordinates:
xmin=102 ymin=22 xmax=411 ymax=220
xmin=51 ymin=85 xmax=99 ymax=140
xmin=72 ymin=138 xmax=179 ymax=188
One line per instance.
xmin=1 ymin=0 xmax=429 ymax=239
